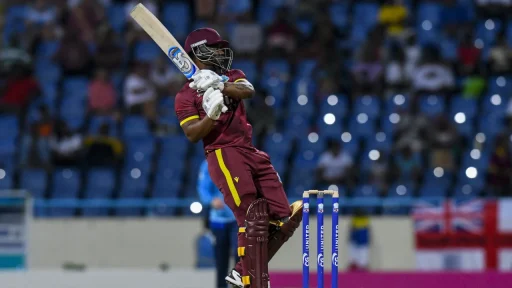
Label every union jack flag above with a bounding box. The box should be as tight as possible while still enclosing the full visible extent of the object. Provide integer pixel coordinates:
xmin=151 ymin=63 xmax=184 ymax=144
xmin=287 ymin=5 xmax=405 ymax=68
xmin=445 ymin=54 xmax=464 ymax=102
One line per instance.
xmin=450 ymin=199 xmax=484 ymax=234
xmin=412 ymin=199 xmax=485 ymax=234
xmin=412 ymin=199 xmax=446 ymax=233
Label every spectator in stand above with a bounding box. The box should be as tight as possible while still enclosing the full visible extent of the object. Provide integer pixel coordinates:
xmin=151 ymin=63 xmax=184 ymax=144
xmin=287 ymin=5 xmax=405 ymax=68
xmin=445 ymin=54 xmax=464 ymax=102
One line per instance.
xmin=67 ymin=0 xmax=105 ymax=43
xmin=230 ymin=16 xmax=263 ymax=56
xmin=316 ymin=139 xmax=354 ymax=187
xmin=413 ymin=45 xmax=455 ymax=95
xmin=50 ymin=120 xmax=84 ymax=167
xmin=83 ymin=123 xmax=123 ymax=167
xmin=303 ymin=15 xmax=344 ymax=57
xmin=352 ymin=30 xmax=384 ymax=96
xmin=475 ymin=0 xmax=512 ymax=21
xmin=404 ymin=32 xmax=421 ymax=78
xmin=428 ymin=116 xmax=460 ymax=173
xmin=369 ymin=155 xmax=390 ymax=193
xmin=25 ymin=0 xmax=57 ymax=26
xmin=489 ymin=33 xmax=512 ymax=75
xmin=265 ymin=7 xmax=300 ymax=56
xmin=392 ymin=146 xmax=422 ymax=183
xmin=150 ymin=57 xmax=181 ymax=98
xmin=54 ymin=27 xmax=92 ymax=76
xmin=0 ymin=35 xmax=32 ymax=77
xmin=461 ymin=66 xmax=486 ymax=99
xmin=385 ymin=42 xmax=408 ymax=94
xmin=88 ymin=68 xmax=117 ymax=115
xmin=195 ymin=0 xmax=216 ymax=20
xmin=378 ymin=0 xmax=408 ymax=37
xmin=0 ymin=66 xmax=39 ymax=115
xmin=124 ymin=62 xmax=156 ymax=122
xmin=488 ymin=135 xmax=512 ymax=197
xmin=217 ymin=0 xmax=252 ymax=22
xmin=313 ymin=53 xmax=347 ymax=98
xmin=348 ymin=208 xmax=370 ymax=271
xmin=394 ymin=109 xmax=429 ymax=153
xmin=95 ymin=25 xmax=124 ymax=72
xmin=458 ymin=33 xmax=481 ymax=75
xmin=20 ymin=105 xmax=53 ymax=168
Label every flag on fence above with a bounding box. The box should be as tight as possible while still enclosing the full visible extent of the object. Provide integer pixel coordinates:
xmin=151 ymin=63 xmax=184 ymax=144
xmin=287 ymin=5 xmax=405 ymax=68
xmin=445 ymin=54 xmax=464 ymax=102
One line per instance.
xmin=412 ymin=199 xmax=512 ymax=271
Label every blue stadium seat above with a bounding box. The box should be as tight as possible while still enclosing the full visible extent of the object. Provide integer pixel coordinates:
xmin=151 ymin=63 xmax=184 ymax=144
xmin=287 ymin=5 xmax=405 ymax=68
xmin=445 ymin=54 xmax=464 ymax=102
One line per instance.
xmin=0 ymin=169 xmax=13 ymax=190
xmin=20 ymin=169 xmax=47 ymax=199
xmin=350 ymin=24 xmax=369 ymax=47
xmin=457 ymin=168 xmax=485 ymax=192
xmin=348 ymin=113 xmax=376 ymax=140
xmin=417 ymin=2 xmax=442 ymax=28
xmin=285 ymin=115 xmax=310 ymax=138
xmin=289 ymin=94 xmax=315 ymax=118
xmin=60 ymin=97 xmax=85 ymax=130
xmin=298 ymin=136 xmax=326 ymax=156
xmin=232 ymin=59 xmax=257 ymax=83
xmin=107 ymin=4 xmax=126 ymax=33
xmin=257 ymin=0 xmax=277 ymax=26
xmin=488 ymin=76 xmax=512 ymax=96
xmin=320 ymin=94 xmax=348 ymax=119
xmin=116 ymin=168 xmax=150 ymax=216
xmin=160 ymin=135 xmax=189 ymax=159
xmin=352 ymin=184 xmax=380 ymax=214
xmin=453 ymin=183 xmax=482 ymax=199
xmin=49 ymin=169 xmax=81 ymax=217
xmin=35 ymin=61 xmax=61 ymax=84
xmin=451 ymin=96 xmax=477 ymax=119
xmin=264 ymin=132 xmax=293 ymax=161
xmin=35 ymin=40 xmax=60 ymax=60
xmin=125 ymin=137 xmax=155 ymax=166
xmin=162 ymin=2 xmax=191 ymax=41
xmin=440 ymin=37 xmax=458 ymax=61
xmin=353 ymin=3 xmax=378 ymax=29
xmin=297 ymin=19 xmax=313 ymax=36
xmin=89 ymin=116 xmax=118 ymax=136
xmin=419 ymin=95 xmax=446 ymax=117
xmin=476 ymin=19 xmax=502 ymax=46
xmin=317 ymin=117 xmax=343 ymax=138
xmin=507 ymin=21 xmax=512 ymax=46
xmin=461 ymin=149 xmax=489 ymax=171
xmin=478 ymin=114 xmax=505 ymax=138
xmin=83 ymin=169 xmax=116 ymax=216
xmin=0 ymin=115 xmax=19 ymax=139
xmin=385 ymin=94 xmax=410 ymax=114
xmin=262 ymin=59 xmax=289 ymax=81
xmin=123 ymin=116 xmax=150 ymax=138
xmin=296 ymin=60 xmax=317 ymax=79
xmin=329 ymin=3 xmax=349 ymax=29
xmin=453 ymin=119 xmax=474 ymax=138
xmin=150 ymin=173 xmax=181 ymax=216
xmin=354 ymin=95 xmax=381 ymax=119
xmin=482 ymin=93 xmax=508 ymax=115
xmin=134 ymin=40 xmax=161 ymax=62
xmin=418 ymin=182 xmax=449 ymax=197
xmin=63 ymin=77 xmax=89 ymax=100
xmin=383 ymin=183 xmax=414 ymax=215
xmin=365 ymin=132 xmax=392 ymax=153
xmin=3 ymin=5 xmax=27 ymax=42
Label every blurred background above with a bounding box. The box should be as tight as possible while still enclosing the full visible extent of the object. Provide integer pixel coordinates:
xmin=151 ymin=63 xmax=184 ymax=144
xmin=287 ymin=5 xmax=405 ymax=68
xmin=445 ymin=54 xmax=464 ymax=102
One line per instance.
xmin=0 ymin=0 xmax=512 ymax=287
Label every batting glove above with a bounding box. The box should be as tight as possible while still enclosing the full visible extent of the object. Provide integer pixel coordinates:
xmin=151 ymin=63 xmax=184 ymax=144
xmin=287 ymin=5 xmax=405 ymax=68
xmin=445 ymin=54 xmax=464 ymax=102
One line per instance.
xmin=202 ymin=87 xmax=228 ymax=120
xmin=190 ymin=69 xmax=225 ymax=91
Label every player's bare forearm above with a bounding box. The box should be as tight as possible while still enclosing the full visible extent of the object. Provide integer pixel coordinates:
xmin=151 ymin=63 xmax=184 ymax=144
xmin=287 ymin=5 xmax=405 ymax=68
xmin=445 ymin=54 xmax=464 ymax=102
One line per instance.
xmin=223 ymin=81 xmax=255 ymax=100
xmin=181 ymin=117 xmax=216 ymax=143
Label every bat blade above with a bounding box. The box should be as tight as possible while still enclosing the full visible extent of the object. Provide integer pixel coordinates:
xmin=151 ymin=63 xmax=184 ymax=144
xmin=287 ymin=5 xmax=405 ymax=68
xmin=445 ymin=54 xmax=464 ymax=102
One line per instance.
xmin=130 ymin=3 xmax=197 ymax=79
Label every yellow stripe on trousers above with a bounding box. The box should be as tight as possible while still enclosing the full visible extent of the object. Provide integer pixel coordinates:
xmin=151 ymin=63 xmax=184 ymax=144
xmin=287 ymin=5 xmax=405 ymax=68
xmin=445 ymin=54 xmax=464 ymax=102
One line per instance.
xmin=215 ymin=149 xmax=241 ymax=206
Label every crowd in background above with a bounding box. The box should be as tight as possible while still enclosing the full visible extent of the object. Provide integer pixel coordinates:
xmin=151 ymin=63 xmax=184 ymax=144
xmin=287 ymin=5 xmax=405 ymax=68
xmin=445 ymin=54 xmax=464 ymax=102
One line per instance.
xmin=1 ymin=0 xmax=512 ymax=219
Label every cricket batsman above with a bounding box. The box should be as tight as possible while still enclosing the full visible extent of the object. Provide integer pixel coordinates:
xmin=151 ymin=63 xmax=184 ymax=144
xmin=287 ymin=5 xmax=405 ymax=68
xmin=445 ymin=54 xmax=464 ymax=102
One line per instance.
xmin=175 ymin=28 xmax=303 ymax=288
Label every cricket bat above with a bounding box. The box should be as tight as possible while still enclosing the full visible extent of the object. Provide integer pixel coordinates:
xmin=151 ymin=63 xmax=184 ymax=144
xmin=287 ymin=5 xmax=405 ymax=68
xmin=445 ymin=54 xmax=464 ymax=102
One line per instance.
xmin=130 ymin=3 xmax=198 ymax=79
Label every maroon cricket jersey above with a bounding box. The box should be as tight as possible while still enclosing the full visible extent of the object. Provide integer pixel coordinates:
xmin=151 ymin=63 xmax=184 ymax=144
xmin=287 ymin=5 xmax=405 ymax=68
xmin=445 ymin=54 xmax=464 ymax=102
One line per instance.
xmin=174 ymin=69 xmax=253 ymax=151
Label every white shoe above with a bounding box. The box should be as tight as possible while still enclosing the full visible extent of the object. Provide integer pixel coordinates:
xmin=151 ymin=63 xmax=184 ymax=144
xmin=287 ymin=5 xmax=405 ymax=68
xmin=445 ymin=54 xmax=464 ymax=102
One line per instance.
xmin=225 ymin=269 xmax=271 ymax=287
xmin=225 ymin=269 xmax=243 ymax=287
